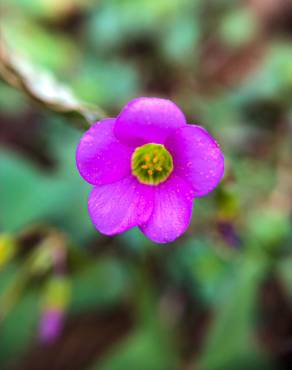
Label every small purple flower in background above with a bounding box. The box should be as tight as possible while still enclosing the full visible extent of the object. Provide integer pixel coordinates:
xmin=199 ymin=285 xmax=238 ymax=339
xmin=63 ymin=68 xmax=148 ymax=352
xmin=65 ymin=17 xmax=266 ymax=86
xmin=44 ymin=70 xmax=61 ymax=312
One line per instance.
xmin=39 ymin=308 xmax=64 ymax=344
xmin=39 ymin=276 xmax=70 ymax=344
xmin=76 ymin=97 xmax=224 ymax=243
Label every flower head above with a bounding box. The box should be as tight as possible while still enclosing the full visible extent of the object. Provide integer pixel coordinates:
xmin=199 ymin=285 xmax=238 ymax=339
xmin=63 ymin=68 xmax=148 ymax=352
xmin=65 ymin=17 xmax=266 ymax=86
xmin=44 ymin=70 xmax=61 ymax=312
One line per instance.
xmin=76 ymin=97 xmax=224 ymax=243
xmin=39 ymin=308 xmax=64 ymax=344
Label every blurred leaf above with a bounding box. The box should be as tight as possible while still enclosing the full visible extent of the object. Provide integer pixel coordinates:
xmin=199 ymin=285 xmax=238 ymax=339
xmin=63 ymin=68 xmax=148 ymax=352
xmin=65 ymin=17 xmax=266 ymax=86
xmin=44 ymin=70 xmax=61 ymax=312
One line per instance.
xmin=92 ymin=268 xmax=179 ymax=370
xmin=0 ymin=263 xmax=20 ymax=296
xmin=70 ymin=258 xmax=129 ymax=313
xmin=2 ymin=0 xmax=91 ymax=19
xmin=0 ymin=82 xmax=28 ymax=114
xmin=198 ymin=255 xmax=268 ymax=370
xmin=168 ymin=239 xmax=232 ymax=305
xmin=0 ymin=119 xmax=94 ymax=241
xmin=92 ymin=283 xmax=179 ymax=370
xmin=219 ymin=7 xmax=258 ymax=47
xmin=233 ymin=159 xmax=276 ymax=208
xmin=162 ymin=14 xmax=199 ymax=63
xmin=246 ymin=209 xmax=290 ymax=252
xmin=71 ymin=58 xmax=140 ymax=108
xmin=93 ymin=326 xmax=178 ymax=370
xmin=233 ymin=43 xmax=292 ymax=105
xmin=1 ymin=17 xmax=77 ymax=72
xmin=0 ymin=289 xmax=40 ymax=367
xmin=88 ymin=0 xmax=195 ymax=51
xmin=0 ymin=150 xmax=67 ymax=231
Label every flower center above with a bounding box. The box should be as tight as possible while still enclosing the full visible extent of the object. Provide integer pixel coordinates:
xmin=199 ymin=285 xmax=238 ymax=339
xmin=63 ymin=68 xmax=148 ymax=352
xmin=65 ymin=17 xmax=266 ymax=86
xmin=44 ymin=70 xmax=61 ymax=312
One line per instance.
xmin=131 ymin=143 xmax=173 ymax=185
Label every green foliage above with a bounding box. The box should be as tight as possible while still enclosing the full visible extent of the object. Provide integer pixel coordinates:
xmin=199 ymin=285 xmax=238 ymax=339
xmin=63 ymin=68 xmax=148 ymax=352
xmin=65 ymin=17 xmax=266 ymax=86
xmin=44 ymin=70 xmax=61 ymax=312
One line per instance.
xmin=70 ymin=257 xmax=130 ymax=313
xmin=0 ymin=261 xmax=41 ymax=366
xmin=199 ymin=255 xmax=268 ymax=370
xmin=219 ymin=8 xmax=258 ymax=47
xmin=94 ymin=325 xmax=178 ymax=370
xmin=168 ymin=239 xmax=233 ymax=305
xmin=0 ymin=120 xmax=95 ymax=241
xmin=1 ymin=0 xmax=292 ymax=369
xmin=0 ymin=290 xmax=40 ymax=365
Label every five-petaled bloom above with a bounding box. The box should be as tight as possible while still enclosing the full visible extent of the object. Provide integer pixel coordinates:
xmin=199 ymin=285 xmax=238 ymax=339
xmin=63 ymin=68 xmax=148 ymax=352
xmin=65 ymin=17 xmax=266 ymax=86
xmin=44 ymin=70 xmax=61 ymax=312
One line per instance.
xmin=76 ymin=98 xmax=224 ymax=243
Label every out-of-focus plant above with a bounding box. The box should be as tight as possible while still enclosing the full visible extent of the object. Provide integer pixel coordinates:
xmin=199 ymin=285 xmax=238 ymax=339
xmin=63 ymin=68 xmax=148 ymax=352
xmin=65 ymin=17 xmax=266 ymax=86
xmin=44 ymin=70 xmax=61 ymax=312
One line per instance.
xmin=0 ymin=0 xmax=292 ymax=369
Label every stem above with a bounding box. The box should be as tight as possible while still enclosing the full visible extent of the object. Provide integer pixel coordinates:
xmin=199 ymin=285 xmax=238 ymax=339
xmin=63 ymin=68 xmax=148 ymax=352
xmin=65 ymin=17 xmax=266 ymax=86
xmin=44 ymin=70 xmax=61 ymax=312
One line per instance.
xmin=0 ymin=37 xmax=107 ymax=130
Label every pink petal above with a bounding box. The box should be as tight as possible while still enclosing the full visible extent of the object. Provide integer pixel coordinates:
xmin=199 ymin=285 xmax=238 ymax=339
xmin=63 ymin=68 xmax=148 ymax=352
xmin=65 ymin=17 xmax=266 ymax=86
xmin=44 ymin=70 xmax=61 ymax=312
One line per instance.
xmin=76 ymin=118 xmax=133 ymax=185
xmin=114 ymin=97 xmax=186 ymax=146
xmin=88 ymin=176 xmax=154 ymax=235
xmin=139 ymin=175 xmax=194 ymax=243
xmin=165 ymin=125 xmax=224 ymax=197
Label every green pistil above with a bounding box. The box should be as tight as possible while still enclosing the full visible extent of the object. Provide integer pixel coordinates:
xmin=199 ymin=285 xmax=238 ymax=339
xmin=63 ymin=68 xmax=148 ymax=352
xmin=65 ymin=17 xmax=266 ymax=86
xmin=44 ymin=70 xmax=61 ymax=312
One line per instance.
xmin=131 ymin=143 xmax=173 ymax=185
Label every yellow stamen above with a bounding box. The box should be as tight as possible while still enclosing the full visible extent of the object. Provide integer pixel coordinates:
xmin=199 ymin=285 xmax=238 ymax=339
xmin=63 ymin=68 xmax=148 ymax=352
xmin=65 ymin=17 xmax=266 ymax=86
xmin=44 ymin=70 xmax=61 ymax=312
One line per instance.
xmin=144 ymin=155 xmax=151 ymax=162
xmin=131 ymin=143 xmax=173 ymax=185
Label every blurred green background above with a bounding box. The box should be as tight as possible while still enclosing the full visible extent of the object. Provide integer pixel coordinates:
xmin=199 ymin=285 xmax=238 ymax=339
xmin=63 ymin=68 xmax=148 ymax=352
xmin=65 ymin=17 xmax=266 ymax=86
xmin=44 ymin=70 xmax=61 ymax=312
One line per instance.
xmin=0 ymin=0 xmax=292 ymax=369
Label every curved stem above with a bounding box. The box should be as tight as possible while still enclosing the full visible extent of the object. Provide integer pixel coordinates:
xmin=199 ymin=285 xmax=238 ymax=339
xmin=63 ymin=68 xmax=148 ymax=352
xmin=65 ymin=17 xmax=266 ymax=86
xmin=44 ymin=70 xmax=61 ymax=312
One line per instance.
xmin=0 ymin=38 xmax=107 ymax=130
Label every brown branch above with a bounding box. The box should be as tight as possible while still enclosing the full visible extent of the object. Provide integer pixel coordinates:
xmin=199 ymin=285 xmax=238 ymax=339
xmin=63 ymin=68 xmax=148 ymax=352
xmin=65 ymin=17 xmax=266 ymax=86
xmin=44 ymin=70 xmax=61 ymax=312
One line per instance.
xmin=0 ymin=36 xmax=107 ymax=130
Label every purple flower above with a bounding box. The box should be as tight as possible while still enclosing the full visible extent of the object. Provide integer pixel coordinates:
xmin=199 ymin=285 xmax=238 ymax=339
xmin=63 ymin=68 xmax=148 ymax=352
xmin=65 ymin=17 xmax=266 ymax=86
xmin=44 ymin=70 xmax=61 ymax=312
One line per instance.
xmin=39 ymin=308 xmax=64 ymax=344
xmin=76 ymin=97 xmax=224 ymax=243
